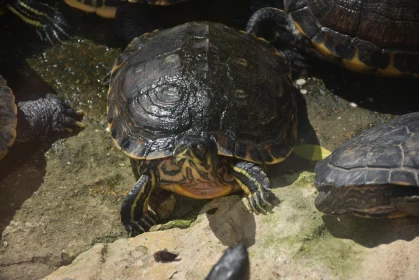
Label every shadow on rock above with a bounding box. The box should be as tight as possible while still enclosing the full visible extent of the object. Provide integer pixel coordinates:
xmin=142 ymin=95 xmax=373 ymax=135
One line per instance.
xmin=0 ymin=61 xmax=84 ymax=237
xmin=322 ymin=214 xmax=419 ymax=248
xmin=0 ymin=147 xmax=46 ymax=236
xmin=268 ymin=91 xmax=320 ymax=188
xmin=307 ymin=61 xmax=419 ymax=115
xmin=204 ymin=196 xmax=256 ymax=248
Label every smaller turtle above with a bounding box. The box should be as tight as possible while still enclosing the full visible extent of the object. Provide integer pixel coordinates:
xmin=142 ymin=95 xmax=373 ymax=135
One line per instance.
xmin=0 ymin=0 xmax=70 ymax=43
xmin=246 ymin=0 xmax=419 ymax=77
xmin=0 ymin=74 xmax=84 ymax=161
xmin=205 ymin=244 xmax=249 ymax=280
xmin=314 ymin=112 xmax=419 ymax=218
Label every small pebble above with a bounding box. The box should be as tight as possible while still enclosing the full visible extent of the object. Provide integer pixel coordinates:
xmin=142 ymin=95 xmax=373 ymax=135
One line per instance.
xmin=300 ymin=89 xmax=307 ymax=94
xmin=295 ymin=78 xmax=306 ymax=86
xmin=4 ymin=241 xmax=8 ymax=247
xmin=349 ymin=102 xmax=358 ymax=108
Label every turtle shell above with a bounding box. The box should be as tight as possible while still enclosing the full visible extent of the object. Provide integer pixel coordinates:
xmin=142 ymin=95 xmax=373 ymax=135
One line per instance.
xmin=108 ymin=22 xmax=297 ymax=164
xmin=0 ymin=75 xmax=18 ymax=160
xmin=64 ymin=0 xmax=119 ymax=18
xmin=64 ymin=0 xmax=190 ymax=18
xmin=285 ymin=0 xmax=419 ymax=76
xmin=315 ymin=112 xmax=419 ymax=189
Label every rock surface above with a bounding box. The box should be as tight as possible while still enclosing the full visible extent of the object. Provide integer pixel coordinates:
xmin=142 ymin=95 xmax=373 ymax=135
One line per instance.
xmin=43 ymin=172 xmax=419 ymax=280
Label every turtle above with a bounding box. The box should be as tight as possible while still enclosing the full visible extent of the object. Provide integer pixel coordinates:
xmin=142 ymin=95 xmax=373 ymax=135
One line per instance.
xmin=205 ymin=244 xmax=249 ymax=280
xmin=64 ymin=0 xmax=192 ymax=43
xmin=0 ymin=74 xmax=85 ymax=161
xmin=64 ymin=0 xmax=190 ymax=19
xmin=245 ymin=0 xmax=419 ymax=77
xmin=314 ymin=112 xmax=419 ymax=218
xmin=0 ymin=0 xmax=70 ymax=43
xmin=107 ymin=21 xmax=298 ymax=236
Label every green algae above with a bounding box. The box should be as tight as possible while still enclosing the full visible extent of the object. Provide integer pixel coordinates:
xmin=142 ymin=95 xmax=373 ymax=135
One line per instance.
xmin=258 ymin=171 xmax=363 ymax=279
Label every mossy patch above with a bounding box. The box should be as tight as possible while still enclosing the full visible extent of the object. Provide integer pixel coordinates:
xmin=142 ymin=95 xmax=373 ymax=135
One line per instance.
xmin=152 ymin=219 xmax=196 ymax=231
xmin=257 ymin=171 xmax=363 ymax=279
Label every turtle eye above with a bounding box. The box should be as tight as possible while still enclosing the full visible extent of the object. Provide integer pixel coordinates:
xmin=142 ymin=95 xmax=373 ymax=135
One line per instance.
xmin=176 ymin=142 xmax=187 ymax=152
xmin=196 ymin=143 xmax=206 ymax=154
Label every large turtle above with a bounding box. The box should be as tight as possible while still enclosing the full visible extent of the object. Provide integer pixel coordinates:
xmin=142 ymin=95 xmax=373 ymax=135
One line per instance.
xmin=0 ymin=74 xmax=84 ymax=161
xmin=0 ymin=0 xmax=70 ymax=43
xmin=108 ymin=21 xmax=298 ymax=236
xmin=246 ymin=0 xmax=419 ymax=77
xmin=314 ymin=112 xmax=419 ymax=218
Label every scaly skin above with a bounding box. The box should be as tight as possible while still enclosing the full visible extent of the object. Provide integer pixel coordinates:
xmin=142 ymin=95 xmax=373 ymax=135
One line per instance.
xmin=5 ymin=0 xmax=71 ymax=44
xmin=15 ymin=93 xmax=84 ymax=144
xmin=121 ymin=136 xmax=273 ymax=236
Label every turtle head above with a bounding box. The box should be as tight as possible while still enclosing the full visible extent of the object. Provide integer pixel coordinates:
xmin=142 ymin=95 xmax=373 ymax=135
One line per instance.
xmin=174 ymin=136 xmax=219 ymax=172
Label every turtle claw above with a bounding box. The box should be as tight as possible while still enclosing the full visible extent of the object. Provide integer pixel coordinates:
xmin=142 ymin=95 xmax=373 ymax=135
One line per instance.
xmin=248 ymin=191 xmax=271 ymax=214
xmin=123 ymin=210 xmax=158 ymax=237
xmin=75 ymin=110 xmax=85 ymax=116
xmin=40 ymin=94 xmax=85 ymax=133
xmin=75 ymin=121 xmax=85 ymax=128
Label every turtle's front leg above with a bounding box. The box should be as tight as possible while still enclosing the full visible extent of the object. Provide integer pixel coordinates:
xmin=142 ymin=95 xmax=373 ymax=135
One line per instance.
xmin=231 ymin=162 xmax=272 ymax=214
xmin=120 ymin=170 xmax=158 ymax=237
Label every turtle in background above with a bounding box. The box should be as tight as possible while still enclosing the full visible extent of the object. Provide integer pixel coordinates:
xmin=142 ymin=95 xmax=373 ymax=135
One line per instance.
xmin=0 ymin=0 xmax=70 ymax=44
xmin=205 ymin=244 xmax=250 ymax=280
xmin=108 ymin=21 xmax=298 ymax=236
xmin=63 ymin=0 xmax=255 ymax=44
xmin=0 ymin=74 xmax=84 ymax=162
xmin=314 ymin=112 xmax=419 ymax=218
xmin=246 ymin=0 xmax=419 ymax=77
xmin=64 ymin=0 xmax=191 ymax=19
xmin=64 ymin=0 xmax=193 ymax=43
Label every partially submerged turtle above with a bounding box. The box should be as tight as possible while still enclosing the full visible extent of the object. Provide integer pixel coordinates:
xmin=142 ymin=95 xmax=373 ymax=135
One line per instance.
xmin=246 ymin=0 xmax=419 ymax=77
xmin=314 ymin=112 xmax=419 ymax=218
xmin=108 ymin=21 xmax=297 ymax=236
xmin=0 ymin=74 xmax=84 ymax=161
xmin=0 ymin=0 xmax=70 ymax=43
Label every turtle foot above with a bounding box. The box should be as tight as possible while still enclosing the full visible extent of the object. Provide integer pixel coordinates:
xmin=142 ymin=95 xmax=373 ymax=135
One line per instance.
xmin=16 ymin=93 xmax=85 ymax=143
xmin=42 ymin=93 xmax=85 ymax=134
xmin=248 ymin=190 xmax=272 ymax=215
xmin=124 ymin=210 xmax=158 ymax=237
xmin=8 ymin=0 xmax=71 ymax=44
